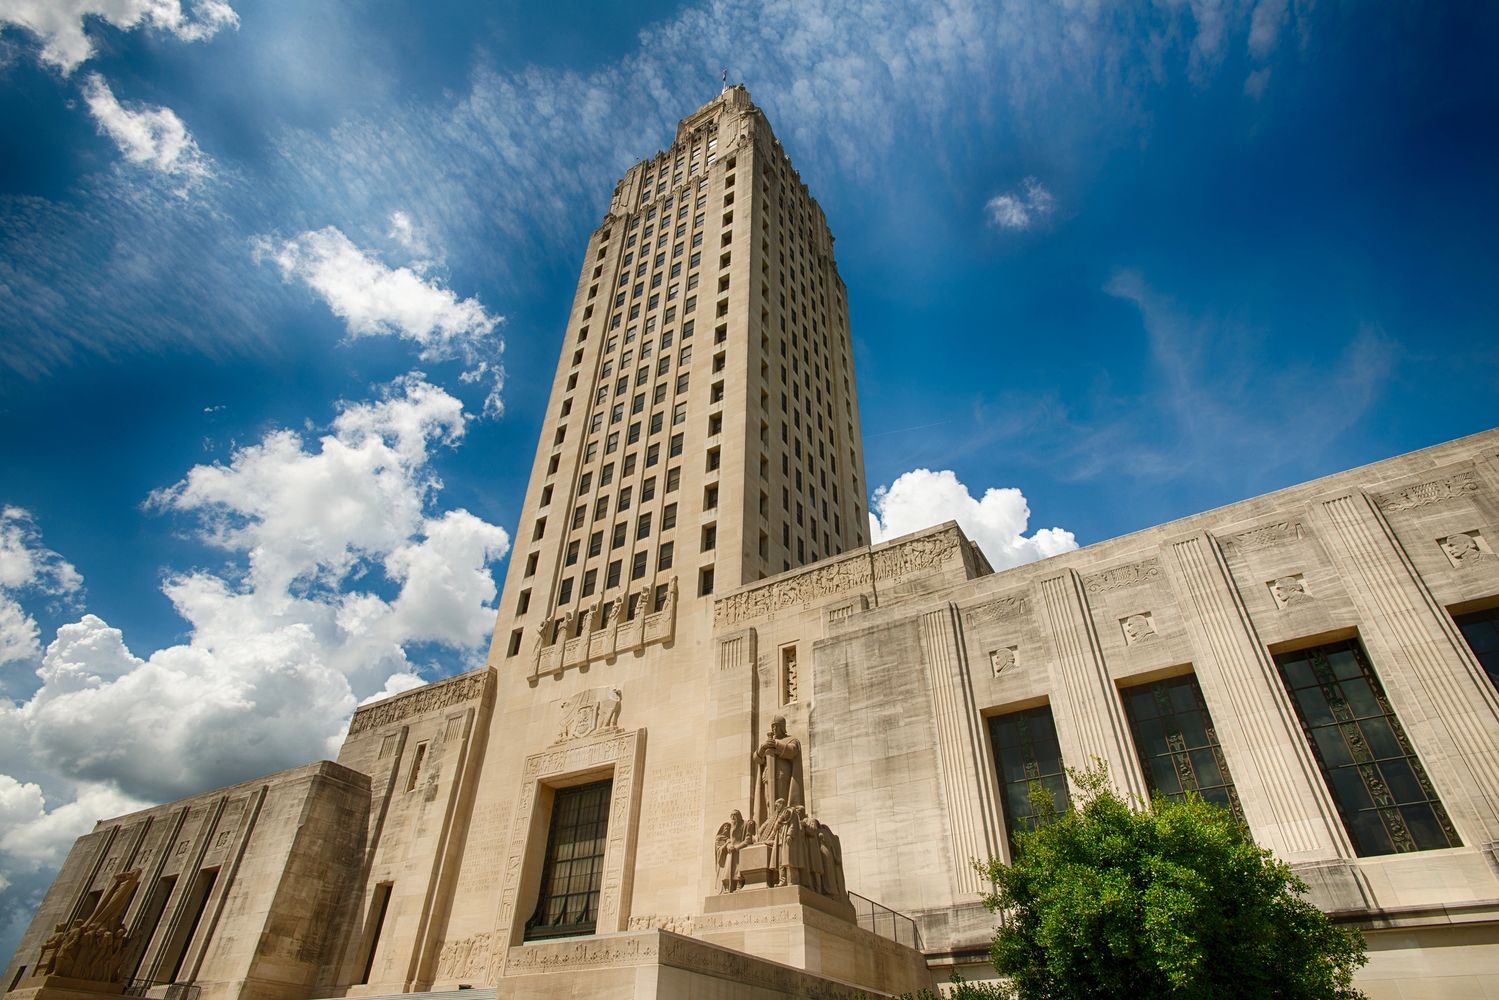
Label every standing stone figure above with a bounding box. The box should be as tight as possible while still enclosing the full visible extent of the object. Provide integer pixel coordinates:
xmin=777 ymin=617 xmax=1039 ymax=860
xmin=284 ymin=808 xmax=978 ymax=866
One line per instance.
xmin=714 ymin=809 xmax=756 ymax=892
xmin=754 ymin=714 xmax=803 ymax=829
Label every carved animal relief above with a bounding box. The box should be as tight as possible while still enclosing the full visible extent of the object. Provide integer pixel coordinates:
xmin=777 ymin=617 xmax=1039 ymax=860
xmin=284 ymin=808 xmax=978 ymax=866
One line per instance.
xmin=555 ymin=687 xmax=623 ymax=743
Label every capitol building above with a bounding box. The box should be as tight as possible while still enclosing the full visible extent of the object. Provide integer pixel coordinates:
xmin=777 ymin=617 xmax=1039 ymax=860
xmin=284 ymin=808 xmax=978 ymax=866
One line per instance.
xmin=6 ymin=87 xmax=1499 ymax=1000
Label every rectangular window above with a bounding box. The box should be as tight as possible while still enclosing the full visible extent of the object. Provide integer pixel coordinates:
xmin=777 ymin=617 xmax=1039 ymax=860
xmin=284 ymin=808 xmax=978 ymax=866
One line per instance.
xmin=524 ymin=779 xmax=613 ymax=941
xmin=581 ymin=568 xmax=597 ymax=597
xmin=1122 ymin=674 xmax=1243 ymax=821
xmin=557 ymin=577 xmax=573 ymax=604
xmin=636 ymin=513 xmax=652 ymax=540
xmin=571 ymin=505 xmax=586 ymax=530
xmin=632 ymin=551 xmax=647 ymax=580
xmin=606 ymin=559 xmax=621 ymax=589
xmin=612 ymin=523 xmax=627 ymax=549
xmin=673 ymin=402 xmax=687 ymax=425
xmin=658 ymin=541 xmax=674 ymax=570
xmin=988 ymin=705 xmax=1069 ymax=855
xmin=666 ymin=467 xmax=680 ymax=492
xmin=669 ymin=433 xmax=683 ymax=457
xmin=661 ymin=502 xmax=676 ymax=529
xmin=1453 ymin=607 xmax=1499 ymax=693
xmin=588 ymin=531 xmax=603 ymax=558
xmin=646 ymin=443 xmax=660 ymax=467
xmin=618 ymin=486 xmax=632 ymax=511
xmin=1275 ymin=639 xmax=1459 ymax=855
xmin=698 ymin=566 xmax=715 ymax=596
xmin=702 ymin=524 xmax=717 ymax=551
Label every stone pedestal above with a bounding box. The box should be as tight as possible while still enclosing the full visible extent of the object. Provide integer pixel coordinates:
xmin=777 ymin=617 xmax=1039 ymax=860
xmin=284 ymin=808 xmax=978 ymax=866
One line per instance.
xmin=696 ymin=886 xmax=930 ymax=995
xmin=5 ymin=975 xmax=125 ymax=1000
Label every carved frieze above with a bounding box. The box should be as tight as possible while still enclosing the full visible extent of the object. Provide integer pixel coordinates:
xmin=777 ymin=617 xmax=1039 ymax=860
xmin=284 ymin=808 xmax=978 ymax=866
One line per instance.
xmin=1377 ymin=469 xmax=1483 ymax=512
xmin=435 ymin=931 xmax=497 ymax=982
xmin=872 ymin=528 xmax=960 ymax=581
xmin=714 ymin=555 xmax=872 ymax=628
xmin=964 ymin=595 xmax=1027 ymax=627
xmin=1222 ymin=520 xmax=1307 ymax=554
xmin=1082 ymin=558 xmax=1162 ymax=594
xmin=348 ymin=670 xmax=490 ymax=735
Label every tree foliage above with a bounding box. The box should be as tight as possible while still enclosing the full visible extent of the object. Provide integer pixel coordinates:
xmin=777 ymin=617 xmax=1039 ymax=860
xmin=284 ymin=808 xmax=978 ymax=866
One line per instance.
xmin=975 ymin=765 xmax=1367 ymax=1000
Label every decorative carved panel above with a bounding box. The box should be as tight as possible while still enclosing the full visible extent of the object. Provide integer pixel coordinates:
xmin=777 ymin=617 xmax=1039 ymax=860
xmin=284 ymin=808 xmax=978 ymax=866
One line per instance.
xmin=349 ymin=670 xmax=491 ymax=735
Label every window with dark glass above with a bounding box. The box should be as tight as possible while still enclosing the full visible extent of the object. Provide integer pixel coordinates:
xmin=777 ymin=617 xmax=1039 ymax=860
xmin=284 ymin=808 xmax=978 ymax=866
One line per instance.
xmin=1453 ymin=606 xmax=1499 ymax=693
xmin=1122 ymin=674 xmax=1243 ymax=822
xmin=524 ymin=779 xmax=613 ymax=941
xmin=1275 ymin=639 xmax=1460 ymax=856
xmin=987 ymin=705 xmax=1069 ymax=855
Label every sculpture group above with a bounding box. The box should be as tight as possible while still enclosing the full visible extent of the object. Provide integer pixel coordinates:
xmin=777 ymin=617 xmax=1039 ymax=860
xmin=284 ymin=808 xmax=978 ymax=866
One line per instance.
xmin=35 ymin=870 xmax=139 ymax=984
xmin=713 ymin=716 xmax=846 ymax=900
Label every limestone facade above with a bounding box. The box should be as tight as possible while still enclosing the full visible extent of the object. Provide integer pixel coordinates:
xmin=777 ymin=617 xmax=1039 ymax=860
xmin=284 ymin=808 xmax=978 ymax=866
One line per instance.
xmin=7 ymin=88 xmax=1499 ymax=1000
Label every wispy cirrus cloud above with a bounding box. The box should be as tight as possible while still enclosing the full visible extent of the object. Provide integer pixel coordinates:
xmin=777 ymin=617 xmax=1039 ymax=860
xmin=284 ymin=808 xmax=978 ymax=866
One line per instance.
xmin=0 ymin=0 xmax=237 ymax=74
xmin=986 ymin=177 xmax=1056 ymax=231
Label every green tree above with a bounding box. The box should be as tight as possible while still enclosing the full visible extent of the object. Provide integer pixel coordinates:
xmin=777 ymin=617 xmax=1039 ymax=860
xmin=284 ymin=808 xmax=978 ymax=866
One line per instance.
xmin=976 ymin=765 xmax=1366 ymax=1000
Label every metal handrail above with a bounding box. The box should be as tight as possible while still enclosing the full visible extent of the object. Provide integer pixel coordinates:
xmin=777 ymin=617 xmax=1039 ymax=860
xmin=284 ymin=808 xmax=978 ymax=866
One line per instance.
xmin=123 ymin=978 xmax=202 ymax=1000
xmin=847 ymin=891 xmax=923 ymax=950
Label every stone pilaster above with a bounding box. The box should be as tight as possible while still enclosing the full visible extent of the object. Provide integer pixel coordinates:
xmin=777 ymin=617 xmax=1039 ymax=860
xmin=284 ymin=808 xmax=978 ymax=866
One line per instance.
xmin=1035 ymin=571 xmax=1148 ymax=800
xmin=916 ymin=606 xmax=1003 ymax=891
xmin=1166 ymin=532 xmax=1347 ymax=860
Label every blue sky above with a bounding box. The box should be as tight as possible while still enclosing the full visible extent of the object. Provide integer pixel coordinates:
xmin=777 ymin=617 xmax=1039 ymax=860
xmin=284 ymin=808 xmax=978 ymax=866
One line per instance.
xmin=1 ymin=0 xmax=1497 ymax=961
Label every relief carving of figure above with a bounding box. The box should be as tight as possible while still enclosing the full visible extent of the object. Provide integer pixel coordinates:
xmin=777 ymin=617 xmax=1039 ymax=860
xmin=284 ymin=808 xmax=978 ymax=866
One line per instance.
xmin=714 ymin=809 xmax=756 ymax=892
xmin=560 ymin=610 xmax=576 ymax=641
xmin=585 ymin=603 xmax=602 ymax=633
xmin=532 ymin=617 xmax=551 ymax=659
xmin=1122 ymin=613 xmax=1156 ymax=644
xmin=605 ymin=597 xmax=623 ymax=628
xmin=1270 ymin=576 xmax=1312 ymax=607
xmin=661 ymin=575 xmax=678 ymax=618
xmin=1443 ymin=532 xmax=1494 ymax=566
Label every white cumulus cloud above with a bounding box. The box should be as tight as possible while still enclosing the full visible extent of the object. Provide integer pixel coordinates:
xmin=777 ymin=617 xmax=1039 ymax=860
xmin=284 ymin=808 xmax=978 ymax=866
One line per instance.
xmin=986 ymin=177 xmax=1056 ymax=232
xmin=0 ymin=0 xmax=237 ymax=74
xmin=81 ymin=74 xmax=211 ymax=189
xmin=4 ymin=374 xmax=510 ymax=808
xmin=869 ymin=469 xmax=1077 ymax=570
xmin=0 ymin=507 xmax=82 ymax=670
xmin=256 ymin=226 xmax=504 ymax=415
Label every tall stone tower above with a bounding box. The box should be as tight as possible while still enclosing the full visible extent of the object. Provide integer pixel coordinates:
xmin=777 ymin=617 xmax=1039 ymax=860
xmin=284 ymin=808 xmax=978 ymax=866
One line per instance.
xmin=488 ymin=84 xmax=868 ymax=668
